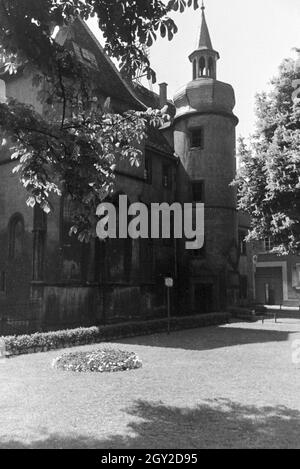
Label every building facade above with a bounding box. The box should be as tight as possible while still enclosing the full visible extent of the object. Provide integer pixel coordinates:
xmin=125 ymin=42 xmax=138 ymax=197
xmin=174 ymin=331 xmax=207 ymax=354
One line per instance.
xmin=0 ymin=6 xmax=254 ymax=334
xmin=253 ymin=242 xmax=300 ymax=307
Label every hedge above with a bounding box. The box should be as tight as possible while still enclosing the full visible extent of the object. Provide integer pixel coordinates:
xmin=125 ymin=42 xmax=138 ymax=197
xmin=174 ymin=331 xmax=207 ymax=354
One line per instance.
xmin=1 ymin=312 xmax=231 ymax=357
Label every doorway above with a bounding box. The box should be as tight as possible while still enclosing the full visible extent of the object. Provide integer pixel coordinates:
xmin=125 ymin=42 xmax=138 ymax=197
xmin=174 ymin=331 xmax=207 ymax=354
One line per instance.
xmin=193 ymin=283 xmax=213 ymax=314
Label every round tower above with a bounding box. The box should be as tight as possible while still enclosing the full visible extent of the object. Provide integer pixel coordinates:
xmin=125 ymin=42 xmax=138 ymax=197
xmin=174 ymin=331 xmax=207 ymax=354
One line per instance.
xmin=174 ymin=2 xmax=239 ymax=310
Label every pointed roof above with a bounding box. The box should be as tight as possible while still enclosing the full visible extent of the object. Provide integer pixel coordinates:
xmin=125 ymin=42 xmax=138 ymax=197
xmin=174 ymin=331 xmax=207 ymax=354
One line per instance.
xmin=198 ymin=1 xmax=213 ymax=50
xmin=55 ymin=18 xmax=147 ymax=111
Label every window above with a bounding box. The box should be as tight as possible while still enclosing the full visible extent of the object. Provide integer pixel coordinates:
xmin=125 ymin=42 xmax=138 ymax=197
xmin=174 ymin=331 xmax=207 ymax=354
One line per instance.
xmin=190 ymin=128 xmax=204 ymax=149
xmin=208 ymin=57 xmax=214 ymax=77
xmin=193 ymin=60 xmax=197 ymax=80
xmin=0 ymin=272 xmax=6 ymax=293
xmin=239 ymin=230 xmax=247 ymax=256
xmin=162 ymin=164 xmax=172 ymax=189
xmin=144 ymin=152 xmax=152 ymax=184
xmin=72 ymin=42 xmax=98 ymax=68
xmin=192 ymin=181 xmax=205 ymax=203
xmin=60 ymin=195 xmax=90 ymax=282
xmin=199 ymin=56 xmax=205 ymax=77
xmin=264 ymin=237 xmax=274 ymax=252
xmin=8 ymin=214 xmax=24 ymax=259
xmin=81 ymin=47 xmax=97 ymax=66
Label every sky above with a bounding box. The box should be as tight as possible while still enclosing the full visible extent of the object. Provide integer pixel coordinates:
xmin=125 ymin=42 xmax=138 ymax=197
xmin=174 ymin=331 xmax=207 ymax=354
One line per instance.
xmin=88 ymin=0 xmax=300 ymax=139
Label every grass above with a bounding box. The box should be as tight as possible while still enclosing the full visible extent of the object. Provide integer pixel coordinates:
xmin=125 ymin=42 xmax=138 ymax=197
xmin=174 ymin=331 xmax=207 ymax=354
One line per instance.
xmin=0 ymin=318 xmax=300 ymax=449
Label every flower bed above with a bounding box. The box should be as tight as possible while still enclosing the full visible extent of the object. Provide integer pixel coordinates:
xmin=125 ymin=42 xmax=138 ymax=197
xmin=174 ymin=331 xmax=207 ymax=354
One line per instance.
xmin=52 ymin=348 xmax=142 ymax=373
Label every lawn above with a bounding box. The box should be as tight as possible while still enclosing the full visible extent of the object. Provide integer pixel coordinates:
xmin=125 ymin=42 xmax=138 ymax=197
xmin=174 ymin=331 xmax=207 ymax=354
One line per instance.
xmin=1 ymin=318 xmax=300 ymax=449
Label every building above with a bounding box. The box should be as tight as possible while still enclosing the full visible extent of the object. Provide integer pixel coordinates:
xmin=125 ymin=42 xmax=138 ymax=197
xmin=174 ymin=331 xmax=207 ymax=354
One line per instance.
xmin=0 ymin=5 xmax=253 ymax=334
xmin=253 ymin=241 xmax=300 ymax=307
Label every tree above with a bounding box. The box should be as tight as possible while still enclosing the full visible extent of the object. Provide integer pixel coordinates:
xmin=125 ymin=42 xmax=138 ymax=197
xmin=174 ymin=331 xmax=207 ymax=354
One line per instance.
xmin=234 ymin=57 xmax=300 ymax=255
xmin=0 ymin=0 xmax=200 ymax=241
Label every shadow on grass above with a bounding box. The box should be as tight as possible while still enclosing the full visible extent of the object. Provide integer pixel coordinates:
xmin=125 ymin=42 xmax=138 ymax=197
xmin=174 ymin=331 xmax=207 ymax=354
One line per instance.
xmin=113 ymin=326 xmax=299 ymax=351
xmin=1 ymin=398 xmax=300 ymax=449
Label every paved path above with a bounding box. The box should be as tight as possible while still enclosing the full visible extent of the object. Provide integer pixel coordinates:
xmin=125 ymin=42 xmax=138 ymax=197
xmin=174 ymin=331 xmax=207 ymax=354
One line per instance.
xmin=1 ymin=319 xmax=300 ymax=448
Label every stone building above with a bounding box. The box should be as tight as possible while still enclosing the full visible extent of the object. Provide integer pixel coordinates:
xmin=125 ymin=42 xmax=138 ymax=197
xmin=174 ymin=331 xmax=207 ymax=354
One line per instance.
xmin=0 ymin=5 xmax=253 ymax=334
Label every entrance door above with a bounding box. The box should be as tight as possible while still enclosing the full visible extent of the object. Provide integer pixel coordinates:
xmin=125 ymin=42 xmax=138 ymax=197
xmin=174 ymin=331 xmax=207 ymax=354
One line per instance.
xmin=194 ymin=283 xmax=213 ymax=314
xmin=255 ymin=267 xmax=283 ymax=305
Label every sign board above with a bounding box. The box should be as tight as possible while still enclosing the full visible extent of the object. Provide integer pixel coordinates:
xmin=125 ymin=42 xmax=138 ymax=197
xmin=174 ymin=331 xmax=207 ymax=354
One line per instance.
xmin=165 ymin=277 xmax=173 ymax=288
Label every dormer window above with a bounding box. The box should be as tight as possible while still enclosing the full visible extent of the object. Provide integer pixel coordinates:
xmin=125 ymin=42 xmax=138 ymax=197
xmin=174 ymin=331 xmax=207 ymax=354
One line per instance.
xmin=73 ymin=42 xmax=97 ymax=68
xmin=190 ymin=128 xmax=204 ymax=149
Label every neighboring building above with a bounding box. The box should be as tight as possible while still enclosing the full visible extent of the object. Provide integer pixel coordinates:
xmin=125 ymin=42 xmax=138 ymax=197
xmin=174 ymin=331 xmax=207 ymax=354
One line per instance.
xmin=253 ymin=241 xmax=300 ymax=307
xmin=0 ymin=5 xmax=253 ymax=334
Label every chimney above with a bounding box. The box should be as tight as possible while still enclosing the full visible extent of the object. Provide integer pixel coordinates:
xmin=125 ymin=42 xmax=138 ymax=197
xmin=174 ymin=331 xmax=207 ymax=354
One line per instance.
xmin=159 ymin=82 xmax=168 ymax=107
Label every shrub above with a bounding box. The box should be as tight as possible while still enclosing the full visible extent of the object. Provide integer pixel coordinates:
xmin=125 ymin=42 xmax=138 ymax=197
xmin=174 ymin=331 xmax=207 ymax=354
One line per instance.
xmin=2 ymin=312 xmax=230 ymax=357
xmin=52 ymin=348 xmax=142 ymax=373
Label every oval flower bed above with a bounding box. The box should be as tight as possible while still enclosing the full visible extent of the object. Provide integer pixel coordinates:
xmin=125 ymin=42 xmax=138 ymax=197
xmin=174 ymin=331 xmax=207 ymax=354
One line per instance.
xmin=52 ymin=348 xmax=142 ymax=373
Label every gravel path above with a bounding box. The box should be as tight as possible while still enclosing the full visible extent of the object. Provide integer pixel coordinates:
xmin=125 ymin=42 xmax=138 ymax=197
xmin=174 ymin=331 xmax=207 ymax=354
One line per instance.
xmin=1 ymin=318 xmax=300 ymax=448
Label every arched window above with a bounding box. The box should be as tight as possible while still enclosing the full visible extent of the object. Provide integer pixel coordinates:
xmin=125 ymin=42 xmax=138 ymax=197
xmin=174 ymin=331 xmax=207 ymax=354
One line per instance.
xmin=9 ymin=213 xmax=25 ymax=259
xmin=105 ymin=193 xmax=132 ymax=282
xmin=199 ymin=57 xmax=206 ymax=77
xmin=60 ymin=194 xmax=88 ymax=281
xmin=208 ymin=57 xmax=214 ymax=77
xmin=193 ymin=60 xmax=197 ymax=80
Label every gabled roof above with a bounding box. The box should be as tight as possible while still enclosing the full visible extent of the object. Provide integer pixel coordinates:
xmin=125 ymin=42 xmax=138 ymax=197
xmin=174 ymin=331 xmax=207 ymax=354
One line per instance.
xmin=56 ymin=17 xmax=146 ymax=111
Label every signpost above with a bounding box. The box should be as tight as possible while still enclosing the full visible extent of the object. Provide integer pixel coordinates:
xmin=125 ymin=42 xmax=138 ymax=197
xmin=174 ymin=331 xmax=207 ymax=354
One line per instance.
xmin=165 ymin=277 xmax=173 ymax=335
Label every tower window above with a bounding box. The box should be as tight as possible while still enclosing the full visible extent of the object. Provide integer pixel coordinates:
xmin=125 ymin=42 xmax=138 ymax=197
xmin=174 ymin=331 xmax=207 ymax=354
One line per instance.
xmin=208 ymin=57 xmax=214 ymax=77
xmin=191 ymin=128 xmax=204 ymax=149
xmin=192 ymin=181 xmax=205 ymax=203
xmin=199 ymin=57 xmax=205 ymax=77
xmin=193 ymin=60 xmax=197 ymax=80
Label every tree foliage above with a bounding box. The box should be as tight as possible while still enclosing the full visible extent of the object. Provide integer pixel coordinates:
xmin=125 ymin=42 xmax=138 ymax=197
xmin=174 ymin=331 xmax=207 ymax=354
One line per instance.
xmin=0 ymin=0 xmax=199 ymax=240
xmin=234 ymin=57 xmax=300 ymax=254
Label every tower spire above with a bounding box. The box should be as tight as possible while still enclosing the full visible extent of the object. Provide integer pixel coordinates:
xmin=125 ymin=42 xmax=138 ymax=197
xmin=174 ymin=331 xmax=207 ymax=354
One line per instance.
xmin=189 ymin=3 xmax=219 ymax=80
xmin=198 ymin=1 xmax=213 ymax=50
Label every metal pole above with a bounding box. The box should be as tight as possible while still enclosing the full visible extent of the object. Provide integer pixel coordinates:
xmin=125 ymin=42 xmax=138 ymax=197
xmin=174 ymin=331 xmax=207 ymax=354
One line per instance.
xmin=167 ymin=287 xmax=170 ymax=335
